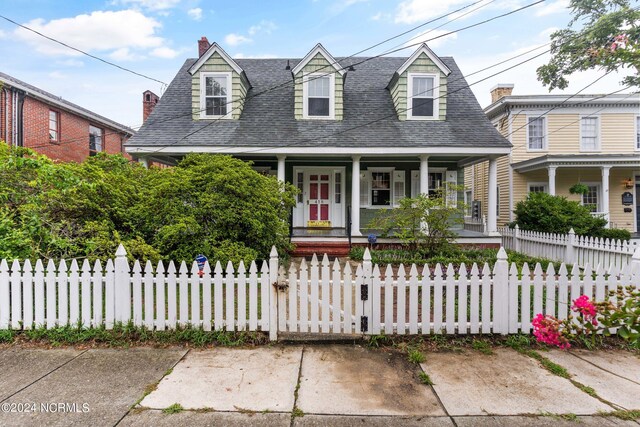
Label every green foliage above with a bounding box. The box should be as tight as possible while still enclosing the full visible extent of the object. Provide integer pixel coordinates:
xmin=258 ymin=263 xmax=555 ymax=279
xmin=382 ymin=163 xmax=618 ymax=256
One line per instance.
xmin=418 ymin=372 xmax=434 ymax=385
xmin=598 ymin=286 xmax=640 ymax=348
xmin=407 ymin=349 xmax=426 ymax=364
xmin=162 ymin=404 xmax=184 ymax=414
xmin=368 ymin=189 xmax=465 ymax=256
xmin=512 ymin=193 xmax=631 ymax=241
xmin=568 ymin=183 xmax=589 ymax=195
xmin=349 ymin=246 xmax=559 ymax=271
xmin=537 ymin=0 xmax=640 ymax=89
xmin=512 ymin=192 xmax=600 ymax=235
xmin=0 ymin=142 xmax=296 ymax=265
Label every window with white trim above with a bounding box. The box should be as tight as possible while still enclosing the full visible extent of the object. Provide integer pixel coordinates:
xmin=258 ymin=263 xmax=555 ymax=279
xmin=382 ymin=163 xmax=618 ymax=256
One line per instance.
xmin=527 ymin=117 xmax=546 ymax=150
xmin=201 ymin=73 xmax=230 ymax=118
xmin=464 ymin=190 xmax=472 ymax=216
xmin=636 ymin=116 xmax=640 ymax=150
xmin=528 ymin=183 xmax=548 ymax=193
xmin=407 ymin=73 xmax=438 ymax=119
xmin=581 ymin=184 xmax=600 ymax=212
xmin=89 ymin=125 xmax=102 ymax=155
xmin=49 ymin=110 xmax=59 ymax=142
xmin=410 ymin=171 xmax=446 ymax=197
xmin=360 ymin=169 xmax=406 ymax=207
xmin=580 ymin=117 xmax=599 ymax=151
xmin=303 ymin=74 xmax=334 ymax=119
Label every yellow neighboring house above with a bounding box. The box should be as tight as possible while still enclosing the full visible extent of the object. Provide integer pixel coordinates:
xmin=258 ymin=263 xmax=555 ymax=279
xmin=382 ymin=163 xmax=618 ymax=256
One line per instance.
xmin=465 ymin=84 xmax=640 ymax=234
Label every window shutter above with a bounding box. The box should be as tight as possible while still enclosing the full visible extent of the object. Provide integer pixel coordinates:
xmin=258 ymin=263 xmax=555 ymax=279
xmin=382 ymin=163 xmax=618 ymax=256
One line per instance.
xmin=393 ymin=170 xmax=405 ymax=206
xmin=359 ymin=171 xmax=370 ymax=207
xmin=411 ymin=171 xmax=420 ymax=198
xmin=445 ymin=170 xmax=457 ymax=207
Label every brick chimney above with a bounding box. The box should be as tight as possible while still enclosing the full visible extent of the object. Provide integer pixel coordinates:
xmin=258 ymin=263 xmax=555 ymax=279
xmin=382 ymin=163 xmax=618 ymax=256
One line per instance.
xmin=490 ymin=84 xmax=514 ymax=103
xmin=198 ymin=36 xmax=210 ymax=57
xmin=142 ymin=90 xmax=159 ymax=122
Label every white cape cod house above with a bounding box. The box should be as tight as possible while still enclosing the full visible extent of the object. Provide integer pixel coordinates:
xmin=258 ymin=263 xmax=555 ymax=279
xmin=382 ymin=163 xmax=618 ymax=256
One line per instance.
xmin=126 ymin=38 xmax=510 ymax=253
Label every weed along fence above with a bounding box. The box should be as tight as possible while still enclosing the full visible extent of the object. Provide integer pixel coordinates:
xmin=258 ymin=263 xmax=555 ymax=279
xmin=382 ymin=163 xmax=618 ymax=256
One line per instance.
xmin=1 ymin=245 xmax=639 ymax=340
xmin=500 ymin=226 xmax=639 ymax=270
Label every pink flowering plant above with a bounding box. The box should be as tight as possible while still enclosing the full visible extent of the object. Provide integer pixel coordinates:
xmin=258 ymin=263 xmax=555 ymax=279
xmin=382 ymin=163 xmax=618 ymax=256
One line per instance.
xmin=532 ymin=286 xmax=640 ymax=350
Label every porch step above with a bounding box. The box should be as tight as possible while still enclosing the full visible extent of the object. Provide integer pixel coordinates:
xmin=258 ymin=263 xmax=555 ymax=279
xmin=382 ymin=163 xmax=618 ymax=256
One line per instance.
xmin=291 ymin=241 xmax=352 ymax=257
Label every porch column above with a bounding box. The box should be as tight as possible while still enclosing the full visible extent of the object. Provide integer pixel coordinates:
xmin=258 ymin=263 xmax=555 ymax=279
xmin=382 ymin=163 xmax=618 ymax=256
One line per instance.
xmin=548 ymin=166 xmax=557 ymax=196
xmin=138 ymin=157 xmax=149 ymax=168
xmin=601 ymin=166 xmax=611 ymax=228
xmin=351 ymin=156 xmax=362 ymax=236
xmin=487 ymin=157 xmax=499 ymax=236
xmin=419 ymin=155 xmax=429 ymax=196
xmin=276 ymin=155 xmax=286 ymax=182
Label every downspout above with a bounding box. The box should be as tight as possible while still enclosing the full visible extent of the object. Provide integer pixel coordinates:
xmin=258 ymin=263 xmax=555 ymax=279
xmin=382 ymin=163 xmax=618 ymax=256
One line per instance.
xmin=12 ymin=90 xmax=17 ymax=146
xmin=16 ymin=90 xmax=25 ymax=147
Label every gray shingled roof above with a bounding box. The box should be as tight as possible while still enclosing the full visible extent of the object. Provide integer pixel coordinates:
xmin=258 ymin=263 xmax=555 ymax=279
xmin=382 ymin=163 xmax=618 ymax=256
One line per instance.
xmin=0 ymin=71 xmax=135 ymax=135
xmin=127 ymin=56 xmax=509 ymax=149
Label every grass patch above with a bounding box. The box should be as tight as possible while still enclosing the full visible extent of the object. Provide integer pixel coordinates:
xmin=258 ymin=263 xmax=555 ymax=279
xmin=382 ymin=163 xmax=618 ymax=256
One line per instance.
xmin=292 ymin=407 xmax=304 ymax=418
xmin=368 ymin=334 xmax=391 ymax=348
xmin=601 ymin=410 xmax=640 ymax=420
xmin=574 ymin=382 xmax=597 ymax=397
xmin=3 ymin=323 xmax=267 ymax=347
xmin=408 ymin=349 xmax=426 ymax=364
xmin=472 ymin=339 xmax=493 ymax=355
xmin=162 ymin=403 xmax=184 ymax=414
xmin=541 ymin=412 xmax=579 ymax=422
xmin=516 ymin=348 xmax=570 ymax=379
xmin=418 ymin=371 xmax=434 ymax=385
xmin=0 ymin=329 xmax=15 ymax=343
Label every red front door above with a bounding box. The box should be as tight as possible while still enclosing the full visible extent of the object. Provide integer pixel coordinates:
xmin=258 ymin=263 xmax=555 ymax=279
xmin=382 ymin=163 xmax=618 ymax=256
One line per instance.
xmin=308 ymin=174 xmax=330 ymax=222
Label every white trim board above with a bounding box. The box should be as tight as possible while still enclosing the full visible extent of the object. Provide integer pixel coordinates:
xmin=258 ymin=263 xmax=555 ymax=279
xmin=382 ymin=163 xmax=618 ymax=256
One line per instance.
xmin=189 ymin=42 xmax=245 ymax=76
xmin=395 ymin=43 xmax=451 ymax=77
xmin=292 ymin=43 xmax=345 ymax=76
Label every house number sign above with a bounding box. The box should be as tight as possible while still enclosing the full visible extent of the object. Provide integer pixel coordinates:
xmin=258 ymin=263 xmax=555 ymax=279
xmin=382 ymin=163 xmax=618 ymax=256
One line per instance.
xmin=621 ymin=192 xmax=633 ymax=206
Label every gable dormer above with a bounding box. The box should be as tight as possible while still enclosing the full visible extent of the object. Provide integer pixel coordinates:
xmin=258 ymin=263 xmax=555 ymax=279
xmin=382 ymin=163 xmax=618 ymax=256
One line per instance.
xmin=387 ymin=43 xmax=451 ymax=121
xmin=189 ymin=38 xmax=251 ymax=120
xmin=292 ymin=44 xmax=346 ymax=121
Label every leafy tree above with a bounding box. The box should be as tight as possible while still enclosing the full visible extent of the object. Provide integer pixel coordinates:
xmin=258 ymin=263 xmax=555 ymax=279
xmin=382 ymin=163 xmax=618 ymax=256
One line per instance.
xmin=537 ymin=0 xmax=640 ymax=89
xmin=368 ymin=188 xmax=465 ymax=255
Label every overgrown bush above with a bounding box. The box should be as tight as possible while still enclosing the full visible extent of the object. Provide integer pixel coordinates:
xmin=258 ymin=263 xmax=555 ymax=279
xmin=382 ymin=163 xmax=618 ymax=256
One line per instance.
xmin=0 ymin=142 xmax=296 ymax=265
xmin=510 ymin=192 xmax=630 ymax=241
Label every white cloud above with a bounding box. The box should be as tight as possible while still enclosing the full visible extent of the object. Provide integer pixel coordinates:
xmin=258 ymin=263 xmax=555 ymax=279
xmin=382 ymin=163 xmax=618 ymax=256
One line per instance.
xmin=0 ymin=29 xmax=6 ymax=39
xmin=55 ymin=59 xmax=84 ymax=67
xmin=111 ymin=0 xmax=182 ymax=11
xmin=248 ymin=20 xmax=278 ymax=36
xmin=538 ymin=26 xmax=559 ymax=39
xmin=330 ymin=0 xmax=369 ymax=13
xmin=535 ymin=0 xmax=570 ymax=17
xmin=109 ymin=47 xmax=139 ymax=61
xmin=395 ymin=0 xmax=470 ymax=24
xmin=404 ymin=29 xmax=458 ymax=49
xmin=14 ymin=11 xmax=164 ymax=57
xmin=150 ymin=46 xmax=181 ymax=58
xmin=187 ymin=8 xmax=202 ymax=21
xmin=224 ymin=33 xmax=252 ymax=46
xmin=48 ymin=71 xmax=67 ymax=79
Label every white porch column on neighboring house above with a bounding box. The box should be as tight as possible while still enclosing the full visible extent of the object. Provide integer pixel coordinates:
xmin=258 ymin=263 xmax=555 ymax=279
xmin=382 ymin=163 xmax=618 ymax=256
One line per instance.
xmin=487 ymin=157 xmax=499 ymax=236
xmin=351 ymin=155 xmax=362 ymax=236
xmin=277 ymin=155 xmax=286 ymax=182
xmin=419 ymin=155 xmax=429 ymax=196
xmin=138 ymin=157 xmax=149 ymax=168
xmin=548 ymin=166 xmax=557 ymax=196
xmin=601 ymin=166 xmax=611 ymax=228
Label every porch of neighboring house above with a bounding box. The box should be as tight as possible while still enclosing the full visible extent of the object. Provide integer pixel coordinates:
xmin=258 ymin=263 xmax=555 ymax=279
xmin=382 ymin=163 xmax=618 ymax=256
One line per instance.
xmin=512 ymin=155 xmax=640 ymax=233
xmin=245 ymin=153 xmax=504 ymax=256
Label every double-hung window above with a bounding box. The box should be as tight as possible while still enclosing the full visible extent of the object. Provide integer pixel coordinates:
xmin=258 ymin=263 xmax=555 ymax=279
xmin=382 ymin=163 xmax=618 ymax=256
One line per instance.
xmin=371 ymin=172 xmax=391 ymax=206
xmin=581 ymin=184 xmax=600 ymax=213
xmin=408 ymin=74 xmax=437 ymax=119
xmin=89 ymin=125 xmax=103 ymax=155
xmin=580 ymin=116 xmax=599 ymax=151
xmin=527 ymin=117 xmax=546 ymax=150
xmin=201 ymin=73 xmax=231 ymax=118
xmin=303 ymin=74 xmax=333 ymax=118
xmin=636 ymin=116 xmax=640 ymax=150
xmin=49 ymin=110 xmax=59 ymax=142
xmin=528 ymin=183 xmax=548 ymax=194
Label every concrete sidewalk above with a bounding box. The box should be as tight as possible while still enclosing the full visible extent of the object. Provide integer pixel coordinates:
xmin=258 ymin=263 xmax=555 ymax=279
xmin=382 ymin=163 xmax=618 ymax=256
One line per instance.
xmin=0 ymin=344 xmax=638 ymax=426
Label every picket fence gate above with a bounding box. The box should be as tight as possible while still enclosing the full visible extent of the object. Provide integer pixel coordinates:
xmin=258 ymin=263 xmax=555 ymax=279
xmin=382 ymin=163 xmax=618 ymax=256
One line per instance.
xmin=1 ymin=245 xmax=640 ymax=340
xmin=500 ymin=226 xmax=638 ymax=270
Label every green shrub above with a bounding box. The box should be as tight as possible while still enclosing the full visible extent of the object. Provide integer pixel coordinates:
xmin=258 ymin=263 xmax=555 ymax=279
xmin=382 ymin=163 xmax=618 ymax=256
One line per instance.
xmin=511 ymin=192 xmax=616 ymax=238
xmin=591 ymin=227 xmax=631 ymax=242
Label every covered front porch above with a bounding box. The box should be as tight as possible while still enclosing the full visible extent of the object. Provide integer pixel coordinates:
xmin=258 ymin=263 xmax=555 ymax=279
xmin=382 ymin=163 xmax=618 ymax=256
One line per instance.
xmin=512 ymin=154 xmax=640 ymax=232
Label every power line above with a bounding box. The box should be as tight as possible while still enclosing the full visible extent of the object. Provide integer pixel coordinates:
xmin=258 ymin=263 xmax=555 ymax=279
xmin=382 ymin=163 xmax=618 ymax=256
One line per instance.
xmin=0 ymin=14 xmax=168 ymax=86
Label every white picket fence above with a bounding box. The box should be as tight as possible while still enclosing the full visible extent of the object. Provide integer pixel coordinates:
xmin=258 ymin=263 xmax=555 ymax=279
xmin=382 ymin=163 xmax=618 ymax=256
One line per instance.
xmin=500 ymin=226 xmax=639 ymax=270
xmin=2 ymin=245 xmax=639 ymax=340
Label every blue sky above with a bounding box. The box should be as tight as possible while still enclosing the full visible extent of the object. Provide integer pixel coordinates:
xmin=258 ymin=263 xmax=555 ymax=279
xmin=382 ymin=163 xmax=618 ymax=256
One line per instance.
xmin=0 ymin=0 xmax=633 ymax=128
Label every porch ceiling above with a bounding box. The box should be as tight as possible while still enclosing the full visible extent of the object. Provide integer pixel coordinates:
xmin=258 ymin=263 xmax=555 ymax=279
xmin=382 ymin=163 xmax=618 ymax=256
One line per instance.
xmin=512 ymin=154 xmax=640 ymax=173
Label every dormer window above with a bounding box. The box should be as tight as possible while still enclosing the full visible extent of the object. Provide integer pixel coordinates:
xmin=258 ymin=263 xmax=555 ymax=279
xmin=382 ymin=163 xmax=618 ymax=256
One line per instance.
xmin=200 ymin=72 xmax=232 ymax=118
xmin=407 ymin=73 xmax=439 ymax=120
xmin=303 ymin=73 xmax=334 ymax=119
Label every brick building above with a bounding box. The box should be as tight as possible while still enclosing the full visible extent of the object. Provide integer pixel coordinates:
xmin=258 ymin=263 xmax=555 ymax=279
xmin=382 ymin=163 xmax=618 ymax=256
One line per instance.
xmin=0 ymin=71 xmax=135 ymax=162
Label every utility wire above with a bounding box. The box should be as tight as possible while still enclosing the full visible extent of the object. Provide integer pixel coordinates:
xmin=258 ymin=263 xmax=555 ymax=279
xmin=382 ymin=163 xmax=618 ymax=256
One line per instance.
xmin=0 ymin=14 xmax=168 ymax=86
